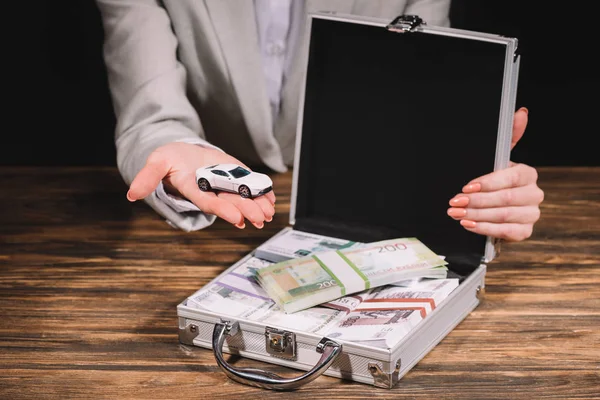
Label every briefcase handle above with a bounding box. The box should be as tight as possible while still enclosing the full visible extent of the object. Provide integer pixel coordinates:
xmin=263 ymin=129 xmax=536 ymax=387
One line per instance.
xmin=212 ymin=320 xmax=343 ymax=390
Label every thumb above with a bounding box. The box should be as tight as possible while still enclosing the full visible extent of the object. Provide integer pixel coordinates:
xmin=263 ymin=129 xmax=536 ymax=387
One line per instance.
xmin=127 ymin=154 xmax=169 ymax=201
xmin=511 ymin=107 xmax=529 ymax=150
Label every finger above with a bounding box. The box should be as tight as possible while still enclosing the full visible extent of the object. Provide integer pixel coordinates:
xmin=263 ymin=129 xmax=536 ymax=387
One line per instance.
xmin=512 ymin=107 xmax=528 ymax=150
xmin=217 ymin=192 xmax=267 ymax=228
xmin=462 ymin=163 xmax=538 ymax=193
xmin=128 ymin=154 xmax=169 ymax=201
xmin=447 ymin=206 xmax=541 ymax=224
xmin=177 ymin=180 xmax=244 ymax=226
xmin=450 ymin=184 xmax=544 ymax=209
xmin=254 ymin=196 xmax=275 ymax=222
xmin=264 ymin=190 xmax=276 ymax=205
xmin=459 ymin=220 xmax=534 ymax=242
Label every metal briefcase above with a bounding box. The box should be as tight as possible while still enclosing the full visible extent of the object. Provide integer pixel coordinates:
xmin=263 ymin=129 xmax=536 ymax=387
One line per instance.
xmin=176 ymin=12 xmax=520 ymax=390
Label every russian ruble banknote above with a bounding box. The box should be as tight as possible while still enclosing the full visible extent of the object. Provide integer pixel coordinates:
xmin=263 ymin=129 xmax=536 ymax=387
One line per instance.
xmin=254 ymin=229 xmax=447 ymax=285
xmin=323 ymin=278 xmax=459 ymax=348
xmin=254 ymin=230 xmax=362 ymax=263
xmin=186 ymin=254 xmax=458 ymax=349
xmin=186 ymin=229 xmax=457 ymax=348
xmin=356 ymin=278 xmax=459 ymax=318
xmin=186 ymin=257 xmax=276 ymax=321
xmin=186 ymin=257 xmax=347 ymax=335
xmin=254 ymin=237 xmax=448 ymax=313
xmin=322 ymin=278 xmax=459 ymax=316
xmin=325 ymin=309 xmax=423 ymax=348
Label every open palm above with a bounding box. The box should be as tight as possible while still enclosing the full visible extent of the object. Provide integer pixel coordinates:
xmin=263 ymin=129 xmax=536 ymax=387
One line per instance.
xmin=126 ymin=142 xmax=275 ymax=229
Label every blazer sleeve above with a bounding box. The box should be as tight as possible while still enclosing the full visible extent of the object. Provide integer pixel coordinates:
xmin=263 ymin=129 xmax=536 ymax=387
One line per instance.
xmin=404 ymin=0 xmax=451 ymax=26
xmin=96 ymin=0 xmax=219 ymax=231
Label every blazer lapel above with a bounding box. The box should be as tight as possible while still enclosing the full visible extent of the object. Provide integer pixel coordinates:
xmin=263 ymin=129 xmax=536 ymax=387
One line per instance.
xmin=205 ymin=0 xmax=287 ymax=172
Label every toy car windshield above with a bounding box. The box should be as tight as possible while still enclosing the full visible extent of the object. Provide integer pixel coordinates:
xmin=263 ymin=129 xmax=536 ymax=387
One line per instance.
xmin=228 ymin=166 xmax=251 ymax=179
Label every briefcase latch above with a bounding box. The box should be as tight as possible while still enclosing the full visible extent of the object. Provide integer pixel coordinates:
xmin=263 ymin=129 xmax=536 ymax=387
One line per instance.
xmin=265 ymin=326 xmax=297 ymax=360
xmin=386 ymin=15 xmax=425 ymax=33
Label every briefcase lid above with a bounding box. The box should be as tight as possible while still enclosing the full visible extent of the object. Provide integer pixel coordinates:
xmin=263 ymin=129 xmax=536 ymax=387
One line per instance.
xmin=289 ymin=13 xmax=520 ymax=272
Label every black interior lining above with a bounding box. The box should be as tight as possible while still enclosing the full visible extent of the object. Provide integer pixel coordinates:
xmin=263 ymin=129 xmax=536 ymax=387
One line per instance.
xmin=293 ymin=17 xmax=510 ymax=274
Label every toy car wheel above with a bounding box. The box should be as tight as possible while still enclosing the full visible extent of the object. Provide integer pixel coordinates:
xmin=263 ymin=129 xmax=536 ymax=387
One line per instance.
xmin=238 ymin=185 xmax=251 ymax=198
xmin=198 ymin=178 xmax=211 ymax=192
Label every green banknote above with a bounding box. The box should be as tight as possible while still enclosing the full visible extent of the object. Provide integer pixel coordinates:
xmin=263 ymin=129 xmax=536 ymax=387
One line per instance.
xmin=255 ymin=238 xmax=448 ymax=313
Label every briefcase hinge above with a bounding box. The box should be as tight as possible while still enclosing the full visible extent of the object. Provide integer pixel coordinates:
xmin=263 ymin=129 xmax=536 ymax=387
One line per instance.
xmin=386 ymin=15 xmax=425 ymax=33
xmin=265 ymin=326 xmax=297 ymax=360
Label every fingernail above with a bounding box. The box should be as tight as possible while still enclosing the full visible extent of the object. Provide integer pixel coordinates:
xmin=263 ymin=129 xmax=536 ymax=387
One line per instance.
xmin=447 ymin=208 xmax=467 ymax=218
xmin=449 ymin=196 xmax=469 ymax=207
xmin=462 ymin=183 xmax=481 ymax=193
xmin=254 ymin=222 xmax=264 ymax=229
xmin=520 ymin=107 xmax=529 ymax=115
xmin=460 ymin=219 xmax=477 ymax=229
xmin=266 ymin=216 xmax=273 ymax=222
xmin=126 ymin=191 xmax=135 ymax=202
xmin=235 ymin=222 xmax=246 ymax=229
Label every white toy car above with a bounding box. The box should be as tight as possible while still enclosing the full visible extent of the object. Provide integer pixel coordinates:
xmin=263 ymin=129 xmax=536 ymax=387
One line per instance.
xmin=195 ymin=163 xmax=273 ymax=198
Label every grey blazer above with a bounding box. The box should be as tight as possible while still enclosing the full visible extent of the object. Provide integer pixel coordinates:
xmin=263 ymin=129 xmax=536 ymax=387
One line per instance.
xmin=96 ymin=0 xmax=450 ymax=231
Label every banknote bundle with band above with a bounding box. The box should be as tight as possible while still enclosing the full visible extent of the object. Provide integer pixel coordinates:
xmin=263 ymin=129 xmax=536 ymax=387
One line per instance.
xmin=186 ymin=254 xmax=458 ymax=349
xmin=254 ymin=237 xmax=448 ymax=313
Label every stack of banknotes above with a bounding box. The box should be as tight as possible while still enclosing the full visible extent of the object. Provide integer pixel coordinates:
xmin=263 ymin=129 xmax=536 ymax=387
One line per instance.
xmin=254 ymin=230 xmax=363 ymax=262
xmin=254 ymin=234 xmax=448 ymax=313
xmin=185 ymin=230 xmax=459 ymax=349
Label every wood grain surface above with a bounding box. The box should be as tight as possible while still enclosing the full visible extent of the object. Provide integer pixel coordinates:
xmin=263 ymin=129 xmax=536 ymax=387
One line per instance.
xmin=1 ymin=166 xmax=599 ymax=399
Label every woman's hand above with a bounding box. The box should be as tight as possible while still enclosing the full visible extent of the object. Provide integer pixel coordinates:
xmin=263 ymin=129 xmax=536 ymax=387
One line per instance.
xmin=126 ymin=142 xmax=275 ymax=229
xmin=447 ymin=108 xmax=544 ymax=241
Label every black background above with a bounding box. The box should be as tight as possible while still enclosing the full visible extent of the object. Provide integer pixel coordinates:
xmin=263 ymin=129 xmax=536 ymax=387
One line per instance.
xmin=2 ymin=0 xmax=598 ymax=167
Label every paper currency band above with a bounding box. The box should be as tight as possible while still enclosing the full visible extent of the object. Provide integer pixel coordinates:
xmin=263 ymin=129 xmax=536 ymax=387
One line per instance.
xmin=357 ymin=306 xmax=428 ymax=318
xmin=312 ymin=251 xmax=370 ymax=296
xmin=358 ymin=298 xmax=437 ymax=318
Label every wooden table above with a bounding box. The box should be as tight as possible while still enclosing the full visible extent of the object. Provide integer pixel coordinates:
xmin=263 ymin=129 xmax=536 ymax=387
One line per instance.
xmin=1 ymin=166 xmax=599 ymax=399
